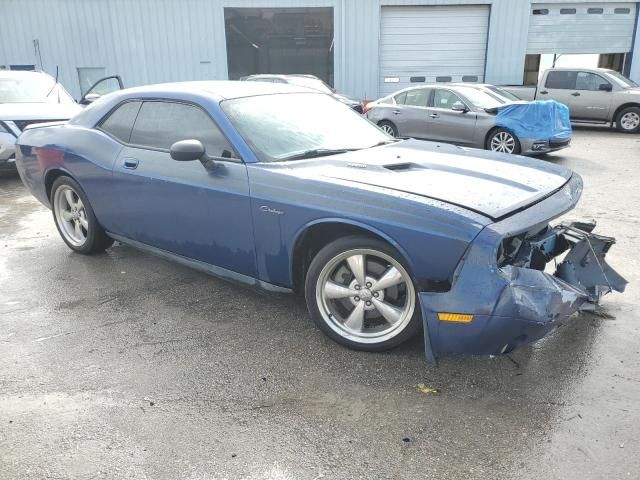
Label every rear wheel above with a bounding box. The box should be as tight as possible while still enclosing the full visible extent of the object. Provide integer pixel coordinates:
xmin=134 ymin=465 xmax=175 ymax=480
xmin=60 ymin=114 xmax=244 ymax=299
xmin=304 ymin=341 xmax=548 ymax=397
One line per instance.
xmin=378 ymin=121 xmax=398 ymax=137
xmin=305 ymin=236 xmax=421 ymax=351
xmin=615 ymin=106 xmax=640 ymax=133
xmin=51 ymin=176 xmax=113 ymax=254
xmin=487 ymin=128 xmax=521 ymax=154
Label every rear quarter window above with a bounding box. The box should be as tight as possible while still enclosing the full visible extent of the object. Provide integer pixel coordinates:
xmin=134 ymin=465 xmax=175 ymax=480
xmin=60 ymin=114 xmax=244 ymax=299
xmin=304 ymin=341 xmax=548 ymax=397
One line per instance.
xmin=98 ymin=101 xmax=142 ymax=143
xmin=545 ymin=71 xmax=577 ymax=90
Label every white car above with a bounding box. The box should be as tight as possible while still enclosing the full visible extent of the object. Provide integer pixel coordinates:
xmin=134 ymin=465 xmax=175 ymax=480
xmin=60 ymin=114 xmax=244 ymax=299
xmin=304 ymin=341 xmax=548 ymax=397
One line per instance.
xmin=1 ymin=70 xmax=122 ymax=173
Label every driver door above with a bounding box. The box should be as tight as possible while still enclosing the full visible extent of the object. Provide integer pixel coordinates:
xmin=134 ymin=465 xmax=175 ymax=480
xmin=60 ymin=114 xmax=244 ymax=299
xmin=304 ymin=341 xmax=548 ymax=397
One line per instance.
xmin=109 ymin=100 xmax=257 ymax=277
xmin=426 ymin=88 xmax=477 ymax=145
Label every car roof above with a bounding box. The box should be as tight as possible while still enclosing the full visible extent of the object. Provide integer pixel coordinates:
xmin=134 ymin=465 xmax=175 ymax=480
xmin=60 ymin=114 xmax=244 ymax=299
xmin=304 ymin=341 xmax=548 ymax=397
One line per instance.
xmin=383 ymin=83 xmax=489 ymax=98
xmin=546 ymin=67 xmax=615 ymax=74
xmin=0 ymin=70 xmax=54 ymax=80
xmin=246 ymin=73 xmax=320 ymax=81
xmin=116 ymin=80 xmax=314 ymax=100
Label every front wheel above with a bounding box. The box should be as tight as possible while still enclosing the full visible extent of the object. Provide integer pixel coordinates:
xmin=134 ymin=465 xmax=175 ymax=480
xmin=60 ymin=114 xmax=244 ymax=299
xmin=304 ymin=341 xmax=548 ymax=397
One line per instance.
xmin=305 ymin=236 xmax=421 ymax=351
xmin=51 ymin=176 xmax=114 ymax=254
xmin=615 ymin=106 xmax=640 ymax=133
xmin=487 ymin=128 xmax=521 ymax=154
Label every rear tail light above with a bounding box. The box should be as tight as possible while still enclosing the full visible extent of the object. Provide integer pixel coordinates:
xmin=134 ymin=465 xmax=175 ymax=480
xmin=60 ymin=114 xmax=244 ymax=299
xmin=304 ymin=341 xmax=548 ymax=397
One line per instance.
xmin=362 ymin=102 xmax=373 ymax=114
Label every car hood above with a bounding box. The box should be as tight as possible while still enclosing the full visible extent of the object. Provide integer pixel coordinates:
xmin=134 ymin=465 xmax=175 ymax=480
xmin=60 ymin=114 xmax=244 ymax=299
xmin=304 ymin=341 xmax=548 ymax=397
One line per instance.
xmin=287 ymin=140 xmax=573 ymax=221
xmin=0 ymin=102 xmax=82 ymax=121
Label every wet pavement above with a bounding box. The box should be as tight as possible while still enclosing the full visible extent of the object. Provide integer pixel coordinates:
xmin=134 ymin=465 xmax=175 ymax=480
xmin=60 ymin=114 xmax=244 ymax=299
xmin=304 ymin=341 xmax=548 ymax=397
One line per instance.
xmin=1 ymin=127 xmax=639 ymax=479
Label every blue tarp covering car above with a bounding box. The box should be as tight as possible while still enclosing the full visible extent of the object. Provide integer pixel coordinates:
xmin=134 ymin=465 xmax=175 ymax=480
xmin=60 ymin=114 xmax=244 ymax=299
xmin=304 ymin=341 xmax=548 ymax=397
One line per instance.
xmin=495 ymin=100 xmax=572 ymax=142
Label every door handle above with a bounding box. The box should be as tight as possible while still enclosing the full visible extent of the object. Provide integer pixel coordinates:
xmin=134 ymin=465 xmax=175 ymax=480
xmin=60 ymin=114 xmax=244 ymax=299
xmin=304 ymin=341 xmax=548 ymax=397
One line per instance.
xmin=429 ymin=113 xmax=440 ymax=118
xmin=123 ymin=158 xmax=139 ymax=169
xmin=392 ymin=110 xmax=401 ymax=115
xmin=539 ymin=90 xmax=548 ymax=95
xmin=571 ymin=92 xmax=581 ymax=97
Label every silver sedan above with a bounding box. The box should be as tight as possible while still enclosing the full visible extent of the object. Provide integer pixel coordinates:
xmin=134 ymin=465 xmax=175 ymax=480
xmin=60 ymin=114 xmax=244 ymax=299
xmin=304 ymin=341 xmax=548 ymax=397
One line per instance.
xmin=365 ymin=84 xmax=570 ymax=155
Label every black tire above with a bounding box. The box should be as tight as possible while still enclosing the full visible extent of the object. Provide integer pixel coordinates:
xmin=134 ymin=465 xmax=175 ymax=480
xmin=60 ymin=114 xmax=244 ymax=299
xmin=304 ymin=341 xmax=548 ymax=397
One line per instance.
xmin=378 ymin=120 xmax=398 ymax=137
xmin=615 ymin=106 xmax=640 ymax=133
xmin=304 ymin=235 xmax=422 ymax=352
xmin=486 ymin=127 xmax=522 ymax=155
xmin=50 ymin=176 xmax=114 ymax=254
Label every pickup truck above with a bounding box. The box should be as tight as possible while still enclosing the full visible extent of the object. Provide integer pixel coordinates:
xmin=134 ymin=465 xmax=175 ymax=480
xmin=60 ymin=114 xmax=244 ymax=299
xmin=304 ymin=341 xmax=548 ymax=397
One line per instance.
xmin=503 ymin=68 xmax=640 ymax=133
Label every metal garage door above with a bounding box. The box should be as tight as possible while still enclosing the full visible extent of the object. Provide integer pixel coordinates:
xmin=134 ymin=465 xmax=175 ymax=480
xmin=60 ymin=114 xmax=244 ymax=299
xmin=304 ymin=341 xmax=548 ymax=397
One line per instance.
xmin=527 ymin=3 xmax=638 ymax=54
xmin=379 ymin=5 xmax=490 ymax=97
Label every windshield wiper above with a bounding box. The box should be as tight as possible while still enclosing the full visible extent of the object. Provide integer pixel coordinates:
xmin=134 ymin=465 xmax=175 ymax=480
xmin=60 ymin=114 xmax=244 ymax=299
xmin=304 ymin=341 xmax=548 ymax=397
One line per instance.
xmin=280 ymin=148 xmax=359 ymax=161
xmin=367 ymin=139 xmax=401 ymax=148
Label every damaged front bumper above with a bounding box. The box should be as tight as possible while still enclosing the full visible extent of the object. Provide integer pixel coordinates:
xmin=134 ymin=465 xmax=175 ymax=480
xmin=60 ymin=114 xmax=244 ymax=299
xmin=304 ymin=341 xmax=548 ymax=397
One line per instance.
xmin=418 ymin=175 xmax=626 ymax=363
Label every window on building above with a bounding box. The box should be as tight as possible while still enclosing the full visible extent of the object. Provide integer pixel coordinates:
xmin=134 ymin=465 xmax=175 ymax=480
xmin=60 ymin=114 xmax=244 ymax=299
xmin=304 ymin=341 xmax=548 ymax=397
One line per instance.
xmin=614 ymin=8 xmax=631 ymax=14
xmin=545 ymin=71 xmax=577 ymax=90
xmin=99 ymin=101 xmax=142 ymax=143
xmin=560 ymin=8 xmax=576 ymax=14
xmin=435 ymin=76 xmax=452 ymax=83
xmin=410 ymin=76 xmax=426 ymax=83
xmin=10 ymin=65 xmax=35 ymax=71
xmin=588 ymin=8 xmax=604 ymax=14
xmin=77 ymin=67 xmax=106 ymax=96
xmin=462 ymin=75 xmax=479 ymax=82
xmin=224 ymin=7 xmax=334 ymax=86
xmin=523 ymin=54 xmax=541 ymax=86
xmin=532 ymin=9 xmax=549 ymax=15
xmin=130 ymin=101 xmax=237 ymax=158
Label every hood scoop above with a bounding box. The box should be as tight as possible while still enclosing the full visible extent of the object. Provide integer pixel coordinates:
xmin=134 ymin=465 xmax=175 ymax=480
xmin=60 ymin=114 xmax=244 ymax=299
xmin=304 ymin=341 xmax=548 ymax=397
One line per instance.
xmin=383 ymin=162 xmax=424 ymax=172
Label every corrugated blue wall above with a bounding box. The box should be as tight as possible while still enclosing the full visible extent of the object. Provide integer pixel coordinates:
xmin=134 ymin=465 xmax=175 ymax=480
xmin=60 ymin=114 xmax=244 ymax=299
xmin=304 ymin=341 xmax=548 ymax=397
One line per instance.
xmin=0 ymin=0 xmax=638 ymax=100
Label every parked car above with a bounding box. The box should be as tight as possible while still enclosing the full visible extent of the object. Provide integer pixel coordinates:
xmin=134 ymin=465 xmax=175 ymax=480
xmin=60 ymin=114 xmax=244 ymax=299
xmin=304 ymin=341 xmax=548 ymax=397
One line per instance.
xmin=502 ymin=68 xmax=640 ymax=133
xmin=365 ymin=83 xmax=572 ymax=155
xmin=243 ymin=74 xmax=364 ymax=113
xmin=0 ymin=70 xmax=122 ymax=173
xmin=15 ymin=81 xmax=625 ymax=362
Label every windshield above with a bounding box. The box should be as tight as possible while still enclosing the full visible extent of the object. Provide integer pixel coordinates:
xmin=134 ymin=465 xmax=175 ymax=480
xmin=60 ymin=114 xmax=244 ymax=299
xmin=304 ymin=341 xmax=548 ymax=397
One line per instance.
xmin=607 ymin=71 xmax=638 ymax=88
xmin=0 ymin=75 xmax=74 ymax=103
xmin=485 ymin=85 xmax=521 ymax=102
xmin=455 ymin=86 xmax=507 ymax=109
xmin=222 ymin=93 xmax=391 ymax=162
xmin=285 ymin=76 xmax=334 ymax=94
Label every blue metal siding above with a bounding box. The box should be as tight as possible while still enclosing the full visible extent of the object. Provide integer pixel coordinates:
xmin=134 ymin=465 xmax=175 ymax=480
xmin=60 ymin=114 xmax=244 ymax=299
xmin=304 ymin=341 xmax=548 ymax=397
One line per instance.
xmin=0 ymin=0 xmax=638 ymax=100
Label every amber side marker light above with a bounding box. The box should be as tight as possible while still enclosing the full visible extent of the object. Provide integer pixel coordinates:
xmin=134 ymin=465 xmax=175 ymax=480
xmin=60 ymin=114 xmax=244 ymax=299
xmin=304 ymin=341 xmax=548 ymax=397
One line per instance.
xmin=438 ymin=313 xmax=473 ymax=323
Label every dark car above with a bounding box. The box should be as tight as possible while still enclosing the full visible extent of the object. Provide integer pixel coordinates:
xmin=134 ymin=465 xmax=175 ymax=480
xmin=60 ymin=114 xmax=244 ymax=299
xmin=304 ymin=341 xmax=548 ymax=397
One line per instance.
xmin=15 ymin=81 xmax=625 ymax=363
xmin=243 ymin=74 xmax=364 ymax=113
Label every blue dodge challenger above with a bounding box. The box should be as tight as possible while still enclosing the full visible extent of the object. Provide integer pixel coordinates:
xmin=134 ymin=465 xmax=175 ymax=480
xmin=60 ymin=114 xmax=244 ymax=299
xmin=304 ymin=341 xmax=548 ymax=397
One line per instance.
xmin=15 ymin=81 xmax=626 ymax=363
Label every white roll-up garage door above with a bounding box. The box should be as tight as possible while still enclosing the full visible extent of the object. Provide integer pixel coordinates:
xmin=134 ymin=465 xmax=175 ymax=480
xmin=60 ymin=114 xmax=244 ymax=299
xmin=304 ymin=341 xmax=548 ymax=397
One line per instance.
xmin=527 ymin=3 xmax=638 ymax=54
xmin=379 ymin=5 xmax=490 ymax=97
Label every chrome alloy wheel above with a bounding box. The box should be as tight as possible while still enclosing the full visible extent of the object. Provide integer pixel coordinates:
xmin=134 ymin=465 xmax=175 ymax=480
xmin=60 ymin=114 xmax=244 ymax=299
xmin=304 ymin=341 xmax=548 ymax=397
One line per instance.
xmin=54 ymin=185 xmax=88 ymax=247
xmin=315 ymin=249 xmax=416 ymax=344
xmin=380 ymin=124 xmax=396 ymax=136
xmin=490 ymin=131 xmax=516 ymax=153
xmin=620 ymin=111 xmax=640 ymax=131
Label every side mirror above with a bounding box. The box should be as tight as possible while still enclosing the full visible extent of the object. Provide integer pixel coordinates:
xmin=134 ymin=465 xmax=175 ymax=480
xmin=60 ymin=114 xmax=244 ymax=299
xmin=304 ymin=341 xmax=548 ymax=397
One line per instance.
xmin=451 ymin=101 xmax=468 ymax=112
xmin=170 ymin=139 xmax=206 ymax=162
xmin=82 ymin=93 xmax=101 ymax=104
xmin=599 ymin=83 xmax=612 ymax=92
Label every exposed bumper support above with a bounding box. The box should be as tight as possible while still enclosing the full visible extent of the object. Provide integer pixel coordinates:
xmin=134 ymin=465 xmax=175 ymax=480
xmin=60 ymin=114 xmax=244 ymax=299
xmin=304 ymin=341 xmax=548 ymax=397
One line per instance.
xmin=419 ymin=219 xmax=626 ymax=365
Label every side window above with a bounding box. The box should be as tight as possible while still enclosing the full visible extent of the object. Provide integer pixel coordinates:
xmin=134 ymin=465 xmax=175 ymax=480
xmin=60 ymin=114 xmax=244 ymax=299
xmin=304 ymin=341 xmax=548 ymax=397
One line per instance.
xmin=545 ymin=71 xmax=577 ymax=90
xmin=576 ymin=72 xmax=610 ymax=91
xmin=394 ymin=92 xmax=407 ymax=105
xmin=432 ymin=89 xmax=463 ymax=109
xmin=130 ymin=101 xmax=238 ymax=159
xmin=99 ymin=101 xmax=142 ymax=143
xmin=404 ymin=89 xmax=430 ymax=107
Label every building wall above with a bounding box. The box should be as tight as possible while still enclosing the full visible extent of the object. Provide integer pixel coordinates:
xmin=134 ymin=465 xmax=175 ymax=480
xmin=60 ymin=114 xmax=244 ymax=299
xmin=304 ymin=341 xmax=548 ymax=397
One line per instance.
xmin=0 ymin=0 xmax=638 ymax=100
